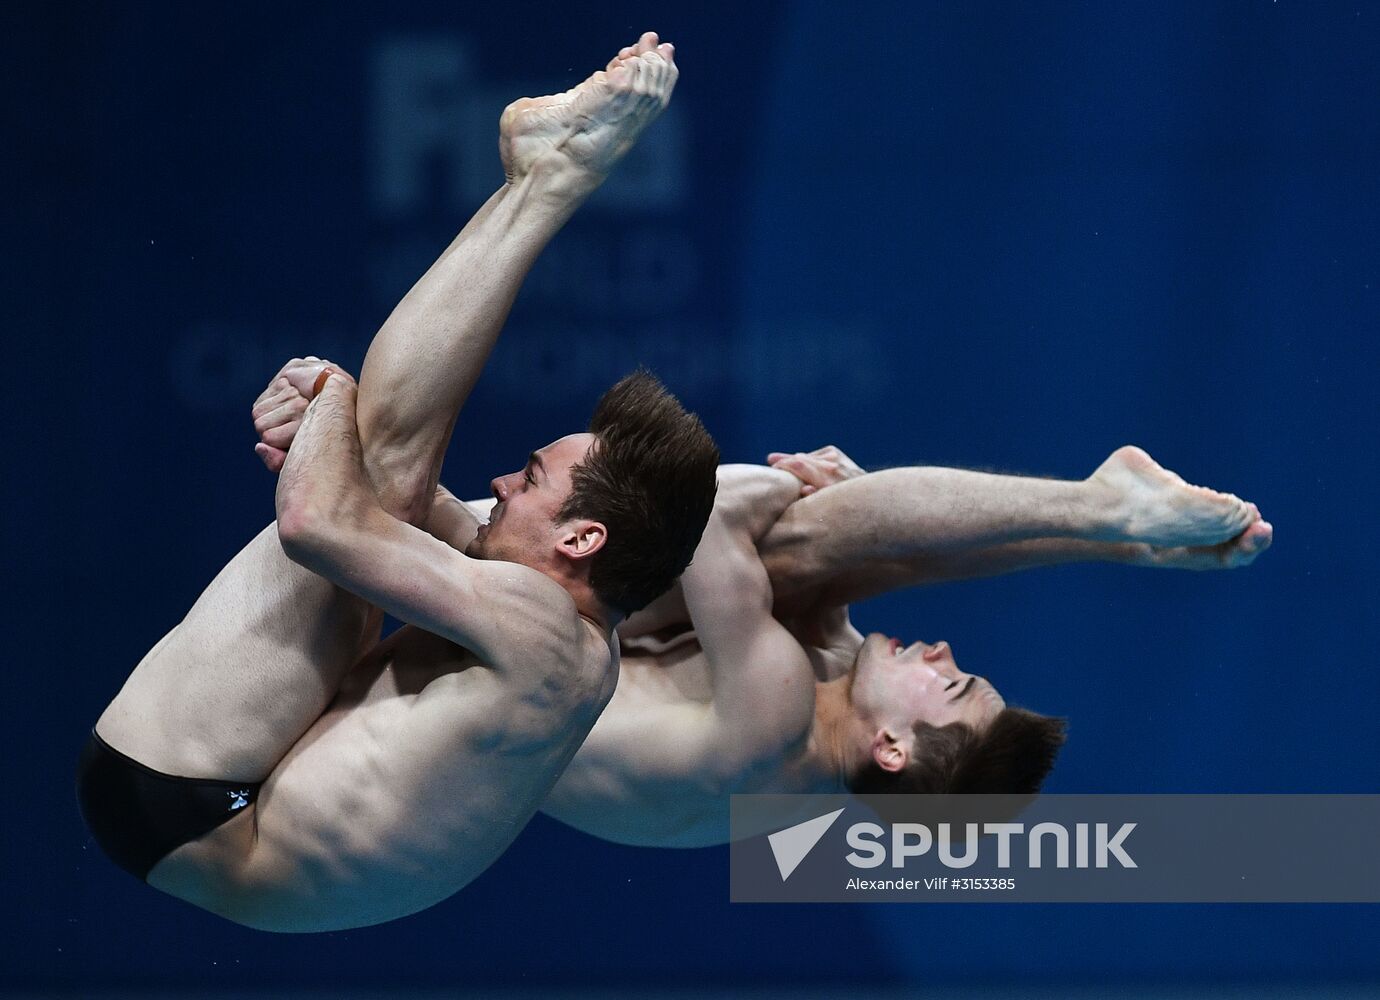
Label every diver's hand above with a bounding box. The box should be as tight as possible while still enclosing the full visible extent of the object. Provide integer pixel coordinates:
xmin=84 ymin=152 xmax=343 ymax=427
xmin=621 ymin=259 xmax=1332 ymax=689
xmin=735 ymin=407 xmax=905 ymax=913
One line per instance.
xmin=252 ymin=357 xmax=357 ymax=473
xmin=766 ymin=444 xmax=865 ymax=496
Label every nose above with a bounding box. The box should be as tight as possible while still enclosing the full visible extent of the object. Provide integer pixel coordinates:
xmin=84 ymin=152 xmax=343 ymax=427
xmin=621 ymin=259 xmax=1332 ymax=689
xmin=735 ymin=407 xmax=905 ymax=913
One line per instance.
xmin=491 ymin=474 xmax=511 ymax=501
xmin=922 ymin=640 xmax=951 ymax=662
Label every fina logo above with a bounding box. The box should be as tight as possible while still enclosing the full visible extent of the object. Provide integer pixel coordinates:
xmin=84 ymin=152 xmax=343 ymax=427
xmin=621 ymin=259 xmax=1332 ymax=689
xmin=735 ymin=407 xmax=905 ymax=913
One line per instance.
xmin=767 ymin=809 xmax=1137 ymax=881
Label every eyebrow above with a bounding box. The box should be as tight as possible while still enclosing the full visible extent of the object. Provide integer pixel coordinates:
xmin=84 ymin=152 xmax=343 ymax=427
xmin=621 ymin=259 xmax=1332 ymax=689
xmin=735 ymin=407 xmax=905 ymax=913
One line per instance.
xmin=949 ymin=677 xmax=977 ymax=702
xmin=528 ymin=451 xmax=546 ymax=481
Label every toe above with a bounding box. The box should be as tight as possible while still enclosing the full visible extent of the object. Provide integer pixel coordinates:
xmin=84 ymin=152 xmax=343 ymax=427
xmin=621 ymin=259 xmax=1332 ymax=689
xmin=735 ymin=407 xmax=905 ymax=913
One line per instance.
xmin=1239 ymin=520 xmax=1273 ymax=556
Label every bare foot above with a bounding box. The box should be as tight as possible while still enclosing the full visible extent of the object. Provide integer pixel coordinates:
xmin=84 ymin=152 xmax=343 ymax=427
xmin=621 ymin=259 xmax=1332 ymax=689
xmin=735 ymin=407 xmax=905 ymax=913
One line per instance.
xmin=1091 ymin=445 xmax=1255 ymax=546
xmin=1146 ymin=512 xmax=1274 ymax=570
xmin=499 ymin=31 xmax=678 ymax=188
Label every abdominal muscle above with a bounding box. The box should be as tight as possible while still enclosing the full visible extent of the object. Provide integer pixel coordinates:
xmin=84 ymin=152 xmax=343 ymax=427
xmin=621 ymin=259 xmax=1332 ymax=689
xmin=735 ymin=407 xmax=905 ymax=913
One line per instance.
xmin=151 ymin=625 xmax=594 ymax=931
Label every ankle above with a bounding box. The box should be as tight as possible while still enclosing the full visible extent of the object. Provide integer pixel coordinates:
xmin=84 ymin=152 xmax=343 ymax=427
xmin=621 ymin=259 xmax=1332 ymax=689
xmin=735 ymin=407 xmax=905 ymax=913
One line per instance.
xmin=1079 ymin=476 xmax=1129 ymax=541
xmin=508 ymin=155 xmax=605 ymax=209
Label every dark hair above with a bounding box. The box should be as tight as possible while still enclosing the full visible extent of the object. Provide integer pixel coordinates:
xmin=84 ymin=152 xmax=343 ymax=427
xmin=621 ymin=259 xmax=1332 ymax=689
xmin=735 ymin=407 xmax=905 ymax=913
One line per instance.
xmin=848 ymin=707 xmax=1067 ymax=796
xmin=557 ymin=369 xmax=719 ymax=615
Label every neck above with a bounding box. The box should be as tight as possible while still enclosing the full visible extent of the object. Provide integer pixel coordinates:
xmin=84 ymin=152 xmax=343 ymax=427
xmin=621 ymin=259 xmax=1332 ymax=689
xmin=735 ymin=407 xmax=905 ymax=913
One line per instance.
xmin=543 ymin=558 xmax=618 ymax=636
xmin=569 ymin=588 xmax=617 ymax=636
xmin=577 ymin=604 xmax=617 ymax=636
xmin=783 ymin=677 xmax=861 ymax=794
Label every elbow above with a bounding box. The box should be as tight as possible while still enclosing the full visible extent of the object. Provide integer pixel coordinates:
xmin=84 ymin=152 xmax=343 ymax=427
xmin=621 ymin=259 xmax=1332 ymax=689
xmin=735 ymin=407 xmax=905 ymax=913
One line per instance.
xmin=276 ymin=484 xmax=364 ymax=566
xmin=276 ymin=497 xmax=329 ymax=566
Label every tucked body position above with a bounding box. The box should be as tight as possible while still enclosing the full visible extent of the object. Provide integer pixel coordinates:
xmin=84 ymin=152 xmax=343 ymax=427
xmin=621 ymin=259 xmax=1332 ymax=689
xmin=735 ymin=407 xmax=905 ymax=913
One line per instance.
xmin=541 ymin=445 xmax=1271 ymax=847
xmin=77 ymin=34 xmax=717 ymax=932
xmin=246 ymin=388 xmax=1270 ymax=852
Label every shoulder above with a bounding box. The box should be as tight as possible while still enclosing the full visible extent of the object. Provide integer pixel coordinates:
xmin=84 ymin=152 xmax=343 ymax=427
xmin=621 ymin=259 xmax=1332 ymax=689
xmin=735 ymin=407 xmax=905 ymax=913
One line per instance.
xmin=465 ymin=558 xmax=579 ymax=638
xmin=417 ymin=614 xmax=615 ymax=756
xmin=486 ymin=570 xmax=617 ymax=708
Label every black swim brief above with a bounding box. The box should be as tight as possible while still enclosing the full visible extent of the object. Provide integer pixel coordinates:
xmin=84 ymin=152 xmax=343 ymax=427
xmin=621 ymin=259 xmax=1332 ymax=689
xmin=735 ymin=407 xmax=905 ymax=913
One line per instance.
xmin=76 ymin=730 xmax=260 ymax=881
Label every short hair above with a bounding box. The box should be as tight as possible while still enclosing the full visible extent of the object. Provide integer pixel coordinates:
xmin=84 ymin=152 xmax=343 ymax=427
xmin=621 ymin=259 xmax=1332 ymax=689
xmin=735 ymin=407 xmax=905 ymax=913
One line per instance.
xmin=557 ymin=369 xmax=719 ymax=615
xmin=848 ymin=707 xmax=1067 ymax=796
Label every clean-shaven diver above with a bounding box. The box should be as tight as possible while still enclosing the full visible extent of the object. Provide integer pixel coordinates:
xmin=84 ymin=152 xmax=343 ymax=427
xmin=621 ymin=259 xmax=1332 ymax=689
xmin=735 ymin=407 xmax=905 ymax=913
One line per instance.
xmin=253 ymin=377 xmax=1268 ymax=849
xmin=76 ymin=33 xmax=717 ymax=932
xmin=539 ymin=446 xmax=1268 ymax=846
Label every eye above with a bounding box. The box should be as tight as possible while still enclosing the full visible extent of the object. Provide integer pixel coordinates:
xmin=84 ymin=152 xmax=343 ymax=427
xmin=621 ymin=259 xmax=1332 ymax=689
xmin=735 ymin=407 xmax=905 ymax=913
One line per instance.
xmin=525 ymin=469 xmax=536 ymax=486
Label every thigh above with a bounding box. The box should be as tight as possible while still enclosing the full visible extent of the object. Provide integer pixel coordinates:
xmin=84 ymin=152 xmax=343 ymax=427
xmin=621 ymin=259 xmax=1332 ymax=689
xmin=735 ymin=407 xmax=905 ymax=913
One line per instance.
xmin=97 ymin=522 xmax=381 ymax=781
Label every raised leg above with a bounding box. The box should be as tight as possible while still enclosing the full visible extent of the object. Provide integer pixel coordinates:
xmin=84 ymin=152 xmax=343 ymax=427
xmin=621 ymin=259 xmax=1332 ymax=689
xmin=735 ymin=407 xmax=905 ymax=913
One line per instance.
xmin=356 ymin=31 xmax=679 ymax=518
xmin=758 ymin=445 xmax=1260 ymax=614
xmin=798 ymin=516 xmax=1274 ymax=609
xmin=95 ymin=33 xmax=681 ymax=784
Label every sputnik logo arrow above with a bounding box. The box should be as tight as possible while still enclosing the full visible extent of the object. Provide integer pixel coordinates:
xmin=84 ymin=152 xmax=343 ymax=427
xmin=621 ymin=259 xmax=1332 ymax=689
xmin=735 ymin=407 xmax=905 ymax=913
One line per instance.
xmin=767 ymin=807 xmax=846 ymax=881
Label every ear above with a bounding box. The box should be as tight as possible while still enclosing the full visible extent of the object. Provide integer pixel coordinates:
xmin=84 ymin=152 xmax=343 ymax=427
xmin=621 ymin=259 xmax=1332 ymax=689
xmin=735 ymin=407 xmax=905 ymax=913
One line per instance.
xmin=556 ymin=520 xmax=608 ymax=563
xmin=870 ymin=729 xmax=909 ymax=773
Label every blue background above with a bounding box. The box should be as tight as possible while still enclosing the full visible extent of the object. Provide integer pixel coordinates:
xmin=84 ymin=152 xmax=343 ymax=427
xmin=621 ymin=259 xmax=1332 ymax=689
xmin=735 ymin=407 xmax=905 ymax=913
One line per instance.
xmin=7 ymin=0 xmax=1379 ymax=993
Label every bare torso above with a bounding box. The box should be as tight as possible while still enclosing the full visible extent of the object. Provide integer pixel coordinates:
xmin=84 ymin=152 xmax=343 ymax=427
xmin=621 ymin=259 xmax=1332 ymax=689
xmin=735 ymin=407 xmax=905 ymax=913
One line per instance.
xmin=542 ymin=609 xmax=860 ymax=849
xmin=151 ymin=621 xmax=616 ymax=931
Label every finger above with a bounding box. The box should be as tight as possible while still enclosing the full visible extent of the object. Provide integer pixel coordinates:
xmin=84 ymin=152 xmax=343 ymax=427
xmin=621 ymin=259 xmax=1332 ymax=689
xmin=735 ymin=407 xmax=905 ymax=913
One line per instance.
xmin=794 ymin=458 xmax=842 ymax=488
xmin=252 ymin=380 xmax=295 ymax=415
xmin=775 ymin=456 xmax=821 ymax=485
xmin=255 ymin=442 xmax=287 ymax=473
xmin=255 ymin=371 xmax=294 ymax=399
xmin=286 ymin=359 xmax=354 ymax=398
xmin=312 ymin=369 xmax=358 ymax=406
xmin=767 ymin=452 xmax=791 ymax=464
xmin=285 ymin=361 xmax=330 ymax=398
xmin=261 ymin=420 xmax=301 ymax=450
xmin=786 ymin=454 xmax=832 ymax=476
xmin=253 ymin=396 xmax=307 ymax=434
xmin=811 ymin=444 xmax=863 ymax=475
xmin=312 ymin=367 xmax=337 ymax=398
xmin=800 ymin=484 xmax=818 ymax=496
